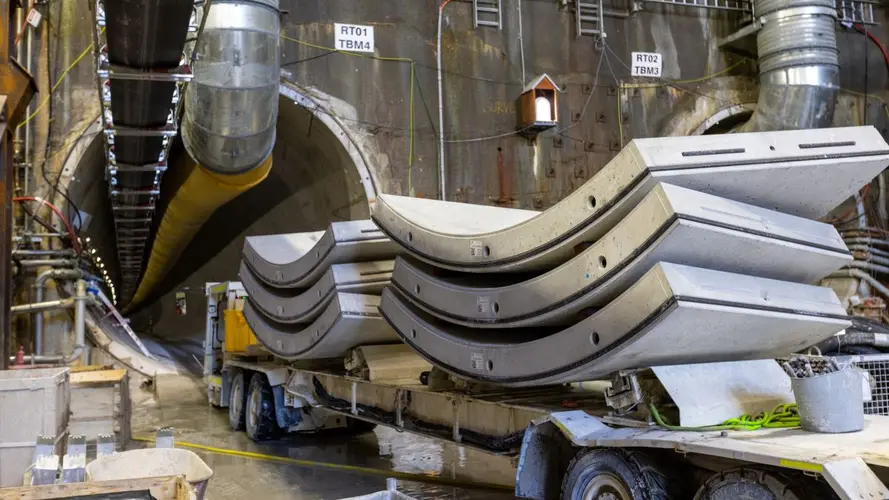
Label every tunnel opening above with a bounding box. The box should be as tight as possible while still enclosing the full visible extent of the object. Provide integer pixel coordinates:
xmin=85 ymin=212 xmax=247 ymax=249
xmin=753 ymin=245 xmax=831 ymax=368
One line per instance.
xmin=68 ymin=87 xmax=377 ymax=358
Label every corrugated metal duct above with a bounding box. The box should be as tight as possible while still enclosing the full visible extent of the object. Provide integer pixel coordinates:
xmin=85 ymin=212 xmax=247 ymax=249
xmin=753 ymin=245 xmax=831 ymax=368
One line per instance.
xmin=742 ymin=0 xmax=839 ymax=131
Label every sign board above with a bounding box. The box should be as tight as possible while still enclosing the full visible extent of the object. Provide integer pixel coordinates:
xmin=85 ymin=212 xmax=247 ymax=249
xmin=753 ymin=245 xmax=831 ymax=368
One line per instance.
xmin=26 ymin=8 xmax=42 ymax=28
xmin=334 ymin=23 xmax=375 ymax=53
xmin=631 ymin=52 xmax=662 ymax=78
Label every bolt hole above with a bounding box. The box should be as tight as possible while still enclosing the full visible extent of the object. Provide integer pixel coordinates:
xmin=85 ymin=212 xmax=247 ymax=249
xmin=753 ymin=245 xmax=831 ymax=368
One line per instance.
xmin=408 ymin=232 xmax=413 ymax=242
xmin=484 ymin=246 xmax=491 ymax=257
xmin=598 ymin=256 xmax=607 ymax=268
xmin=415 ymin=284 xmax=421 ymax=294
xmin=411 ymin=329 xmax=417 ymax=339
xmin=493 ymin=302 xmax=500 ymax=313
xmin=487 ymin=360 xmax=494 ymax=371
xmin=588 ymin=195 xmax=597 ymax=209
xmin=769 ymin=145 xmax=776 ymax=151
xmin=591 ymin=332 xmax=600 ymax=345
xmin=315 ymin=329 xmax=320 ymax=337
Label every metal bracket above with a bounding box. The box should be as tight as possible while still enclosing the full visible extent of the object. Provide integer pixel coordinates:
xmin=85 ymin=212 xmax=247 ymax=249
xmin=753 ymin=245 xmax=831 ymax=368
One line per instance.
xmin=31 ymin=436 xmax=59 ymax=485
xmin=155 ymin=427 xmax=175 ymax=448
xmin=97 ymin=434 xmax=116 ymax=458
xmin=605 ymin=370 xmax=644 ymax=413
xmin=61 ymin=435 xmax=86 ymax=483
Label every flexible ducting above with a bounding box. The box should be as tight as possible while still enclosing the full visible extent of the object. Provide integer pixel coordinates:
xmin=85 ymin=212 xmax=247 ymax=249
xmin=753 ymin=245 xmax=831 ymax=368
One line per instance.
xmin=127 ymin=155 xmax=273 ymax=309
xmin=182 ymin=0 xmax=280 ymax=173
xmin=125 ymin=0 xmax=280 ymax=308
xmin=742 ymin=0 xmax=839 ymax=131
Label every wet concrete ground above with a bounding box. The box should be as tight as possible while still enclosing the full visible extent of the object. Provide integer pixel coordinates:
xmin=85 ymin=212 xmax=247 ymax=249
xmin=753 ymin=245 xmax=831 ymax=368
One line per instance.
xmin=130 ymin=373 xmax=519 ymax=499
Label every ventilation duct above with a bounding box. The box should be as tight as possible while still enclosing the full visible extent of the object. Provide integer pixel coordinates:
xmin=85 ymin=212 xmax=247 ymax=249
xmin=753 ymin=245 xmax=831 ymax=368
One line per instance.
xmin=182 ymin=0 xmax=280 ymax=172
xmin=742 ymin=0 xmax=839 ymax=131
xmin=125 ymin=0 xmax=280 ymax=308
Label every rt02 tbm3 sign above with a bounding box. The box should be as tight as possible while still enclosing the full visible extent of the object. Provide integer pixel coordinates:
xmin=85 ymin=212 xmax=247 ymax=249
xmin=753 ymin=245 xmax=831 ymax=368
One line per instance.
xmin=630 ymin=52 xmax=662 ymax=78
xmin=335 ymin=23 xmax=375 ymax=53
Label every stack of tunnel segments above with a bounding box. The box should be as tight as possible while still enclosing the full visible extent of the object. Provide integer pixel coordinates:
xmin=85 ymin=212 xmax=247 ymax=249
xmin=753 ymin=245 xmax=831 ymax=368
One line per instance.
xmin=370 ymin=128 xmax=889 ymax=386
xmin=238 ymin=221 xmax=401 ymax=360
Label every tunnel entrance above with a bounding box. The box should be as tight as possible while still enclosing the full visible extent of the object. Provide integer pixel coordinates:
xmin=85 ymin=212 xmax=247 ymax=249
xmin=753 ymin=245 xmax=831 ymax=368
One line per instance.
xmin=69 ymin=84 xmax=380 ymax=349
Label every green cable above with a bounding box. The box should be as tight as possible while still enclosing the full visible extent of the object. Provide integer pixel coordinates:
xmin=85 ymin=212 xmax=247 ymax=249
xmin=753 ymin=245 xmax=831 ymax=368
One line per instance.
xmin=648 ymin=403 xmax=800 ymax=432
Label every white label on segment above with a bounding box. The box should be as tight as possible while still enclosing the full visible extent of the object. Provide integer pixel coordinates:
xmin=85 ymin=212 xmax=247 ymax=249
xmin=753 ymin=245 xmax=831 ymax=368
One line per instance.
xmin=334 ymin=23 xmax=375 ymax=53
xmin=470 ymin=352 xmax=485 ymax=371
xmin=26 ymin=9 xmax=42 ymax=28
xmin=470 ymin=240 xmax=484 ymax=258
xmin=631 ymin=52 xmax=662 ymax=78
xmin=476 ymin=296 xmax=490 ymax=314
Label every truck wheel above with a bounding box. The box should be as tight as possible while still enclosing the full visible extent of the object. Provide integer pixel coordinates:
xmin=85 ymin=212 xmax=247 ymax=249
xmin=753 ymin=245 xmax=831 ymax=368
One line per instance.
xmin=693 ymin=468 xmax=838 ymax=500
xmin=246 ymin=374 xmax=280 ymax=441
xmin=228 ymin=370 xmax=248 ymax=431
xmin=561 ymin=449 xmax=674 ymax=499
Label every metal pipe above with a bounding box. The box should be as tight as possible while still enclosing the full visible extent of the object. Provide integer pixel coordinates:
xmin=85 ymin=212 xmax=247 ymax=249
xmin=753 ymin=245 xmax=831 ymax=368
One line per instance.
xmin=436 ymin=3 xmax=448 ymax=201
xmin=741 ymin=0 xmax=839 ymax=131
xmin=13 ymin=249 xmax=76 ymax=258
xmin=74 ymin=280 xmax=87 ymax=365
xmin=880 ymin=173 xmax=888 ymax=226
xmin=847 ymin=260 xmax=889 ymax=275
xmin=23 ymin=0 xmax=32 ymax=209
xmin=33 ymin=269 xmax=82 ymax=355
xmin=829 ymin=268 xmax=889 ymax=302
xmin=8 ymin=280 xmax=88 ymax=365
xmin=181 ymin=0 xmax=279 ymax=174
xmin=18 ymin=258 xmax=77 ymax=268
xmin=847 ymin=245 xmax=889 ymax=259
xmin=10 ymin=297 xmax=75 ymax=314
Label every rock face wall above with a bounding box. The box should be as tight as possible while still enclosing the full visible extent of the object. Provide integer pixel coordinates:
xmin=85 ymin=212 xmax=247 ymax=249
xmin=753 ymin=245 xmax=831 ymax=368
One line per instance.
xmin=52 ymin=0 xmax=889 ymax=342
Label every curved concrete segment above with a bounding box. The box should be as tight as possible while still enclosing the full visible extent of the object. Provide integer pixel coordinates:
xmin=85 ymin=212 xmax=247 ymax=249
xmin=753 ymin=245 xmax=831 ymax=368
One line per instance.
xmin=391 ymin=183 xmax=851 ymax=328
xmin=373 ymin=127 xmax=888 ymax=273
xmin=244 ymin=293 xmax=398 ymax=360
xmin=240 ymin=260 xmax=393 ymax=324
xmin=380 ymin=263 xmax=850 ymax=386
xmin=243 ymin=220 xmax=401 ymax=288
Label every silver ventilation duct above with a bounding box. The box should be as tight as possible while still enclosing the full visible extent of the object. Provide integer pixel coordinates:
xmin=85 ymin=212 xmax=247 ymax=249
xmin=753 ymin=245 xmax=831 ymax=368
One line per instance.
xmin=742 ymin=0 xmax=839 ymax=131
xmin=182 ymin=0 xmax=280 ymax=173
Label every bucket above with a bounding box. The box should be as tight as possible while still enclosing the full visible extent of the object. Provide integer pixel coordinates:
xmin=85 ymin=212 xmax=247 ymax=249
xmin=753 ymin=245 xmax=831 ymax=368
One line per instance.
xmin=791 ymin=369 xmax=864 ymax=433
xmin=85 ymin=448 xmax=213 ymax=500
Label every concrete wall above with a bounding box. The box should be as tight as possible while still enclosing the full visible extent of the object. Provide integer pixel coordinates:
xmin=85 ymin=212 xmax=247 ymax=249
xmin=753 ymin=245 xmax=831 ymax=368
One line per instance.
xmin=42 ymin=0 xmax=889 ymax=344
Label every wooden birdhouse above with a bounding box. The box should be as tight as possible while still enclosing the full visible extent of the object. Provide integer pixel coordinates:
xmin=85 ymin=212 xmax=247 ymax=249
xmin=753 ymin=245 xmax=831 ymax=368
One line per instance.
xmin=517 ymin=73 xmax=561 ymax=135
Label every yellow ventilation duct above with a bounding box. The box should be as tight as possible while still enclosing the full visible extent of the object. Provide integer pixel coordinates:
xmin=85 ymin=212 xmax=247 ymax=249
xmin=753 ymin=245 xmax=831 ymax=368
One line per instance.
xmin=125 ymin=0 xmax=280 ymax=308
xmin=127 ymin=156 xmax=272 ymax=308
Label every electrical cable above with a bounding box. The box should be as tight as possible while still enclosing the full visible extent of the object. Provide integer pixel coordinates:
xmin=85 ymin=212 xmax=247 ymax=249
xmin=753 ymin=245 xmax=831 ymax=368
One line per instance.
xmin=648 ymin=403 xmax=801 ymax=431
xmin=13 ymin=197 xmax=80 ymax=253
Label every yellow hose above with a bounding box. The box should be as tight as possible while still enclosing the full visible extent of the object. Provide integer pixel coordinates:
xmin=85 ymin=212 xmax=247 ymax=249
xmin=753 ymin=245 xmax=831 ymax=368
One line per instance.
xmin=126 ymin=156 xmax=273 ymax=309
xmin=131 ymin=436 xmax=512 ymax=491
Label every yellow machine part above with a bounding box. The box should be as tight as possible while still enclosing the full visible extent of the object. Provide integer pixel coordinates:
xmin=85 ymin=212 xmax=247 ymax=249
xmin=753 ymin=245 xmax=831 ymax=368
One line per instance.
xmin=126 ymin=156 xmax=273 ymax=309
xmin=223 ymin=309 xmax=258 ymax=353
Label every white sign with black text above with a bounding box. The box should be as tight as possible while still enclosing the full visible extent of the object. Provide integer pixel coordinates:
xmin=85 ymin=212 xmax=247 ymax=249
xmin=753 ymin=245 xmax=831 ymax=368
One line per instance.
xmin=631 ymin=52 xmax=662 ymax=78
xmin=334 ymin=23 xmax=375 ymax=53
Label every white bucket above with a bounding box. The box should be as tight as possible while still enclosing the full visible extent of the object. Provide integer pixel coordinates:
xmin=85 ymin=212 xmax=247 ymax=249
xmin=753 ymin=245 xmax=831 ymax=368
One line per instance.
xmin=85 ymin=448 xmax=213 ymax=500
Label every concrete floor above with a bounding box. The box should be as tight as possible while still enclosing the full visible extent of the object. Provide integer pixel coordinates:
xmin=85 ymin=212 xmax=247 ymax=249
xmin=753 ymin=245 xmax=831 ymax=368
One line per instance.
xmin=130 ymin=373 xmax=519 ymax=499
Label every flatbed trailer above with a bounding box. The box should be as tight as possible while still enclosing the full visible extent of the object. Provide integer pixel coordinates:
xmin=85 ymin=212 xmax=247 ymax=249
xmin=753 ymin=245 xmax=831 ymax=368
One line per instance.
xmin=204 ymin=283 xmax=889 ymax=499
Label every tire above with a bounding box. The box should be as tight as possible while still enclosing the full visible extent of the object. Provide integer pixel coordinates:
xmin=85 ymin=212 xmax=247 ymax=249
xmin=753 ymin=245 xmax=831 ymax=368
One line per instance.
xmin=245 ymin=374 xmax=280 ymax=441
xmin=693 ymin=467 xmax=838 ymax=500
xmin=561 ymin=449 xmax=675 ymax=500
xmin=228 ymin=370 xmax=248 ymax=431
